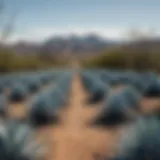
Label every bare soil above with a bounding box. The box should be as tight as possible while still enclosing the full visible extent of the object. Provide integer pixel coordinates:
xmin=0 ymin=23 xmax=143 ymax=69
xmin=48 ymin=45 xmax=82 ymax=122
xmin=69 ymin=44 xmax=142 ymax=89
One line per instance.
xmin=46 ymin=74 xmax=120 ymax=160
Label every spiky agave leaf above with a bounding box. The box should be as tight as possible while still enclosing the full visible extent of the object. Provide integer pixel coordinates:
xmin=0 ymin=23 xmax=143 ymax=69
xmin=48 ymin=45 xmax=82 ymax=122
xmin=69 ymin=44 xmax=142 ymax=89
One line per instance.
xmin=130 ymin=77 xmax=147 ymax=93
xmin=121 ymin=86 xmax=141 ymax=110
xmin=110 ymin=117 xmax=160 ymax=160
xmin=87 ymin=81 xmax=109 ymax=105
xmin=143 ymin=80 xmax=160 ymax=98
xmin=0 ymin=94 xmax=8 ymax=118
xmin=53 ymin=74 xmax=73 ymax=107
xmin=8 ymin=83 xmax=28 ymax=103
xmin=28 ymin=95 xmax=57 ymax=128
xmin=26 ymin=79 xmax=41 ymax=94
xmin=0 ymin=84 xmax=4 ymax=94
xmin=81 ymin=73 xmax=109 ymax=104
xmin=50 ymin=87 xmax=67 ymax=110
xmin=92 ymin=93 xmax=134 ymax=127
xmin=81 ymin=72 xmax=95 ymax=92
xmin=0 ymin=120 xmax=45 ymax=160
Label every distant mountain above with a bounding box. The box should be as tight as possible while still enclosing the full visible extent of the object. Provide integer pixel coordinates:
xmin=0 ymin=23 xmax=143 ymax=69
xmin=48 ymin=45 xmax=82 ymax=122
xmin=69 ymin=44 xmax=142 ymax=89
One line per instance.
xmin=9 ymin=34 xmax=117 ymax=57
xmin=7 ymin=35 xmax=160 ymax=58
xmin=10 ymin=41 xmax=41 ymax=56
xmin=40 ymin=34 xmax=117 ymax=57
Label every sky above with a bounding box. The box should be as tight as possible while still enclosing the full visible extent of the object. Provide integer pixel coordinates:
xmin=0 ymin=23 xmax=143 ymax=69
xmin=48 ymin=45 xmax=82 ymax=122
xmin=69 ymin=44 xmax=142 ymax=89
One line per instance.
xmin=2 ymin=0 xmax=160 ymax=42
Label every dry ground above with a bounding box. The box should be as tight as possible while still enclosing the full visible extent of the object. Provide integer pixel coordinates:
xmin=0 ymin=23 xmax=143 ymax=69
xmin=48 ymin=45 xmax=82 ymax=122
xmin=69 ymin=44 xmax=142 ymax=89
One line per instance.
xmin=46 ymin=74 xmax=120 ymax=160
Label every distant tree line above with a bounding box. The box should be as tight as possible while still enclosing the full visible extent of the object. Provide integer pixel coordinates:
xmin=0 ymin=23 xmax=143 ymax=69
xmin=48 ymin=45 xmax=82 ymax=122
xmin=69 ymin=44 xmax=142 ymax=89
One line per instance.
xmin=83 ymin=28 xmax=160 ymax=72
xmin=0 ymin=48 xmax=68 ymax=72
xmin=82 ymin=45 xmax=160 ymax=72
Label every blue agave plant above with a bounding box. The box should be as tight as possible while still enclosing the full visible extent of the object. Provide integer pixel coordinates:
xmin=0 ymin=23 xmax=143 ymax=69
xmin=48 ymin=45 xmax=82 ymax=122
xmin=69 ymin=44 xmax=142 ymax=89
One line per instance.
xmin=109 ymin=117 xmax=160 ymax=160
xmin=143 ymin=80 xmax=160 ymax=98
xmin=0 ymin=94 xmax=8 ymax=118
xmin=26 ymin=79 xmax=41 ymax=94
xmin=8 ymin=83 xmax=28 ymax=103
xmin=120 ymin=86 xmax=141 ymax=110
xmin=28 ymin=94 xmax=57 ymax=127
xmin=92 ymin=93 xmax=134 ymax=127
xmin=81 ymin=72 xmax=109 ymax=104
xmin=0 ymin=120 xmax=44 ymax=160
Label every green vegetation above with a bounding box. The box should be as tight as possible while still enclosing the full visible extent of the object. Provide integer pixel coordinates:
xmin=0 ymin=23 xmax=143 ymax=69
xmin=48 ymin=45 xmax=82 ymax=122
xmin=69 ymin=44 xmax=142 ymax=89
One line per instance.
xmin=82 ymin=46 xmax=160 ymax=72
xmin=0 ymin=48 xmax=67 ymax=72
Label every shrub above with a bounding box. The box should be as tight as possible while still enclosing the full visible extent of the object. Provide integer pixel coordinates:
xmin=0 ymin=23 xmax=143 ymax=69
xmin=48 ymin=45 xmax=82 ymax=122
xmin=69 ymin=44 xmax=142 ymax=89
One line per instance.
xmin=83 ymin=48 xmax=127 ymax=69
xmin=83 ymin=47 xmax=160 ymax=72
xmin=0 ymin=48 xmax=65 ymax=73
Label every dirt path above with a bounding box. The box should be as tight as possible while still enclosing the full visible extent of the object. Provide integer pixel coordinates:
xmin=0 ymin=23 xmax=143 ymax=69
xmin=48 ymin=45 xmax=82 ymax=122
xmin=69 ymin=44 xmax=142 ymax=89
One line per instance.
xmin=48 ymin=73 xmax=119 ymax=160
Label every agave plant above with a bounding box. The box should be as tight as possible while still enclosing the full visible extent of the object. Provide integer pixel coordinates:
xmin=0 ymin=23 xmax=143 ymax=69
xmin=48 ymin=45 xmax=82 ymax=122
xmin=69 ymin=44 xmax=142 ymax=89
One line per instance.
xmin=143 ymin=80 xmax=160 ymax=98
xmin=130 ymin=77 xmax=147 ymax=93
xmin=121 ymin=86 xmax=141 ymax=110
xmin=26 ymin=79 xmax=41 ymax=94
xmin=0 ymin=84 xmax=4 ymax=94
xmin=0 ymin=94 xmax=8 ymax=118
xmin=28 ymin=95 xmax=57 ymax=127
xmin=50 ymin=87 xmax=67 ymax=110
xmin=81 ymin=72 xmax=109 ymax=104
xmin=54 ymin=74 xmax=73 ymax=107
xmin=8 ymin=83 xmax=28 ymax=103
xmin=92 ymin=93 xmax=134 ymax=127
xmin=87 ymin=81 xmax=109 ymax=105
xmin=0 ymin=120 xmax=45 ymax=160
xmin=109 ymin=117 xmax=160 ymax=160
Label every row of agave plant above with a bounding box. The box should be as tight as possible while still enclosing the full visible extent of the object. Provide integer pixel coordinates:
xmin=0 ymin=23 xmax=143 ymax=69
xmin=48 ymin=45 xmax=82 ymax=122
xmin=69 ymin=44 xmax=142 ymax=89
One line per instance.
xmin=0 ymin=70 xmax=62 ymax=118
xmin=0 ymin=69 xmax=74 ymax=160
xmin=28 ymin=71 xmax=73 ymax=127
xmin=81 ymin=69 xmax=160 ymax=160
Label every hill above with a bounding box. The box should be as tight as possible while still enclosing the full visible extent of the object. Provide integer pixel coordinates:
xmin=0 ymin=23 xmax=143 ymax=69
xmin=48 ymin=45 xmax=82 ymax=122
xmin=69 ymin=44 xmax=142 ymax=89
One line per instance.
xmin=9 ymin=34 xmax=117 ymax=57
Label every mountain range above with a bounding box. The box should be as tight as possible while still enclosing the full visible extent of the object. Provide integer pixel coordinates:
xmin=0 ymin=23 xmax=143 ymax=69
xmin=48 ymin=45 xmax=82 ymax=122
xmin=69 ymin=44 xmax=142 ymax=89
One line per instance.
xmin=9 ymin=34 xmax=117 ymax=57
xmin=7 ymin=33 xmax=160 ymax=58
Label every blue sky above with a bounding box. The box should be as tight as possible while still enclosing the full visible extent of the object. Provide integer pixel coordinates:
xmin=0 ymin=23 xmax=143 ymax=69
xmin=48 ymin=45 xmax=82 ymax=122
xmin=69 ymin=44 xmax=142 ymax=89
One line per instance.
xmin=3 ymin=0 xmax=160 ymax=42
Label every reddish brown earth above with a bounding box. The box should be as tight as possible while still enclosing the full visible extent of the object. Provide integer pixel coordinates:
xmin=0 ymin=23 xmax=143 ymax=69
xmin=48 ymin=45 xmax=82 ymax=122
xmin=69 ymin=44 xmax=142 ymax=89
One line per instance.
xmin=45 ymin=74 xmax=120 ymax=160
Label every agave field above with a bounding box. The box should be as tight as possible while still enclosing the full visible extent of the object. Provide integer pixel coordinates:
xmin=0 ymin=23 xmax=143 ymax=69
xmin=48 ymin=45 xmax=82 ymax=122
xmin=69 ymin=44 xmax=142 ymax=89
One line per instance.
xmin=0 ymin=68 xmax=160 ymax=160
